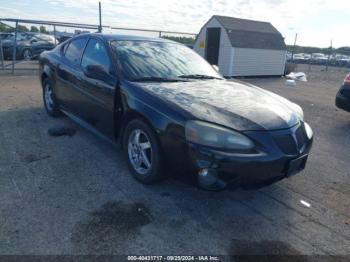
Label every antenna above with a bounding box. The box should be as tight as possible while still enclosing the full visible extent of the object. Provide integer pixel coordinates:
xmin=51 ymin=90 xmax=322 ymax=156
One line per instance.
xmin=98 ymin=2 xmax=102 ymax=33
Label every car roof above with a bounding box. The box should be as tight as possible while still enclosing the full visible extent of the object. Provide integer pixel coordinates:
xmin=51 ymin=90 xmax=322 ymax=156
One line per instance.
xmin=74 ymin=33 xmax=175 ymax=43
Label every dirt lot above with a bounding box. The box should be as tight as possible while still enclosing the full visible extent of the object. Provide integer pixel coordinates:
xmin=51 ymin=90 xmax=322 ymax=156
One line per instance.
xmin=0 ymin=65 xmax=349 ymax=257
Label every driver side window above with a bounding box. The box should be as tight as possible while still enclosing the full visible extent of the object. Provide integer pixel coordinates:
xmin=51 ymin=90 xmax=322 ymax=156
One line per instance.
xmin=81 ymin=38 xmax=111 ymax=74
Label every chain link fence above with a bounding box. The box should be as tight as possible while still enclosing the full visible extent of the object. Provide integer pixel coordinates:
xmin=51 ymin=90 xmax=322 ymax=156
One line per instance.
xmin=286 ymin=43 xmax=350 ymax=73
xmin=0 ymin=18 xmax=196 ymax=75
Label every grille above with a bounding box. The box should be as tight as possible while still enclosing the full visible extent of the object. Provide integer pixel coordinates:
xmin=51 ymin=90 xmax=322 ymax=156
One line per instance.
xmin=296 ymin=125 xmax=307 ymax=145
xmin=273 ymin=133 xmax=297 ymax=155
xmin=273 ymin=125 xmax=307 ymax=155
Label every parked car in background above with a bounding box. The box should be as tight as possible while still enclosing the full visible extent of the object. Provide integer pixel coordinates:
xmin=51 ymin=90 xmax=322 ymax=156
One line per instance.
xmin=289 ymin=53 xmax=312 ymax=64
xmin=57 ymin=35 xmax=72 ymax=43
xmin=311 ymin=53 xmax=328 ymax=65
xmin=336 ymin=55 xmax=350 ymax=67
xmin=39 ymin=34 xmax=313 ymax=191
xmin=1 ymin=32 xmax=57 ymax=60
xmin=303 ymin=53 xmax=311 ymax=63
xmin=292 ymin=53 xmax=304 ymax=63
xmin=286 ymin=52 xmax=292 ymax=61
xmin=336 ymin=73 xmax=350 ymax=112
xmin=0 ymin=32 xmax=13 ymax=40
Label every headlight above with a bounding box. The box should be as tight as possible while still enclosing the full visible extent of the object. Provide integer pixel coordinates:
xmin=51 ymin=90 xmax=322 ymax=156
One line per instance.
xmin=185 ymin=120 xmax=254 ymax=150
xmin=304 ymin=122 xmax=313 ymax=139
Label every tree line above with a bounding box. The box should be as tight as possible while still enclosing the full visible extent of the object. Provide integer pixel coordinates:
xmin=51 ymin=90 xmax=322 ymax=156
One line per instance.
xmin=0 ymin=23 xmax=49 ymax=34
xmin=161 ymin=35 xmax=195 ymax=45
xmin=1 ymin=24 xmax=348 ymax=55
xmin=162 ymin=36 xmax=350 ymax=55
xmin=287 ymin=45 xmax=350 ymax=56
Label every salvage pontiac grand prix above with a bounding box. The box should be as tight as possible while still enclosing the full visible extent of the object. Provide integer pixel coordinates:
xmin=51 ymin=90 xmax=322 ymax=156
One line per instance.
xmin=39 ymin=34 xmax=313 ymax=190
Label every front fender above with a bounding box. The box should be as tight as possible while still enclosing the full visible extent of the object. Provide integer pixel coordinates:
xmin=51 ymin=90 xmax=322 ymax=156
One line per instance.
xmin=41 ymin=63 xmax=55 ymax=87
xmin=119 ymin=86 xmax=190 ymax=173
xmin=120 ymin=89 xmax=182 ymax=137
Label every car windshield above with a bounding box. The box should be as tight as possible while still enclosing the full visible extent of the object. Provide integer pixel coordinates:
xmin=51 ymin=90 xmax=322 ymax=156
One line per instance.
xmin=0 ymin=34 xmax=12 ymax=40
xmin=34 ymin=34 xmax=55 ymax=42
xmin=111 ymin=40 xmax=223 ymax=81
xmin=6 ymin=34 xmax=31 ymax=41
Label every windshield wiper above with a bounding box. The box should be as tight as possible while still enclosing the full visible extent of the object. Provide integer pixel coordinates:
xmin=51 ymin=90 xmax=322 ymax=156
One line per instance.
xmin=178 ymin=74 xmax=222 ymax=80
xmin=130 ymin=76 xmax=182 ymax=82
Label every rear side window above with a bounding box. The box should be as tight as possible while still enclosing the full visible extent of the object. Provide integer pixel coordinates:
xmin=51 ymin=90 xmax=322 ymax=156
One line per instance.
xmin=64 ymin=38 xmax=88 ymax=66
xmin=81 ymin=38 xmax=111 ymax=73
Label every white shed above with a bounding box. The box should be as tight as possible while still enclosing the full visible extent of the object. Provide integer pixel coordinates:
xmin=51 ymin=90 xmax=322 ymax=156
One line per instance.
xmin=194 ymin=15 xmax=287 ymax=77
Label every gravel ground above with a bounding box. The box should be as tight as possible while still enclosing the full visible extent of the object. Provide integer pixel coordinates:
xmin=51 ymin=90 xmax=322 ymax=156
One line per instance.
xmin=0 ymin=65 xmax=349 ymax=257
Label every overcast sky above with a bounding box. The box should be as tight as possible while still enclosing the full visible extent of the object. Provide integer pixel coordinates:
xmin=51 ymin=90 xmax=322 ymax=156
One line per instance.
xmin=0 ymin=0 xmax=349 ymax=48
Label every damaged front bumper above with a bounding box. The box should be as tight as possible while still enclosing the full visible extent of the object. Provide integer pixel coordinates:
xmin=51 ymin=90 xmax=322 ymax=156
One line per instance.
xmin=187 ymin=122 xmax=313 ymax=190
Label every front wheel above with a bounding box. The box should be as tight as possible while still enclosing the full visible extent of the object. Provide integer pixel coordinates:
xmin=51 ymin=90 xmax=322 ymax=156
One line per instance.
xmin=43 ymin=78 xmax=62 ymax=117
xmin=123 ymin=119 xmax=164 ymax=184
xmin=22 ymin=49 xmax=32 ymax=60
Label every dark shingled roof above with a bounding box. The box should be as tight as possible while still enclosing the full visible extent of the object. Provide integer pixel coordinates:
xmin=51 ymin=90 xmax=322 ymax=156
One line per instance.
xmin=213 ymin=15 xmax=286 ymax=50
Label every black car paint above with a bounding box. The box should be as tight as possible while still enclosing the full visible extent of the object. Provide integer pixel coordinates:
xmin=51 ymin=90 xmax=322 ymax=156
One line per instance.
xmin=2 ymin=33 xmax=55 ymax=59
xmin=39 ymin=34 xmax=313 ymax=187
xmin=336 ymin=82 xmax=350 ymax=112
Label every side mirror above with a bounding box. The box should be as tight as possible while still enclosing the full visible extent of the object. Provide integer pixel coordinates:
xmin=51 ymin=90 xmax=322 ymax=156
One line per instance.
xmin=212 ymin=65 xmax=219 ymax=72
xmin=84 ymin=64 xmax=109 ymax=81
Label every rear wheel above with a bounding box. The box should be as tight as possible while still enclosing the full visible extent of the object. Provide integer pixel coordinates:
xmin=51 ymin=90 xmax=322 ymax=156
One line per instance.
xmin=43 ymin=78 xmax=62 ymax=117
xmin=123 ymin=119 xmax=164 ymax=184
xmin=22 ymin=49 xmax=32 ymax=60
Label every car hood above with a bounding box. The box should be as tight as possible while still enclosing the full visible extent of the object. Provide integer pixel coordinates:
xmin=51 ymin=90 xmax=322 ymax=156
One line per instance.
xmin=136 ymin=80 xmax=302 ymax=131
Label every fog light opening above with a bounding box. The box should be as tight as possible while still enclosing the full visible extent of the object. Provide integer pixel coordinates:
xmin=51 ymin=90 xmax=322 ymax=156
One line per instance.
xmin=197 ymin=168 xmax=226 ymax=191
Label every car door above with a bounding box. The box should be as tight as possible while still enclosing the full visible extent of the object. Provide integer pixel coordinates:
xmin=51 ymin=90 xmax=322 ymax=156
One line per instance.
xmin=55 ymin=36 xmax=88 ymax=116
xmin=78 ymin=37 xmax=117 ymax=138
xmin=31 ymin=36 xmax=55 ymax=56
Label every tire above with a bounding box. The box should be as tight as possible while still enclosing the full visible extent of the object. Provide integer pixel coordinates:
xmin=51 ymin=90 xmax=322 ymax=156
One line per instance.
xmin=42 ymin=78 xmax=62 ymax=117
xmin=22 ymin=49 xmax=32 ymax=61
xmin=123 ymin=119 xmax=164 ymax=184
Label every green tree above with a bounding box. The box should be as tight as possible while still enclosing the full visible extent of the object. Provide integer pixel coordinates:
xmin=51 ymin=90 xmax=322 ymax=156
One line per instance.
xmin=30 ymin=26 xmax=39 ymax=32
xmin=0 ymin=22 xmax=14 ymax=32
xmin=287 ymin=45 xmax=350 ymax=56
xmin=17 ymin=25 xmax=29 ymax=32
xmin=0 ymin=23 xmax=7 ymax=32
xmin=161 ymin=35 xmax=195 ymax=45
xmin=39 ymin=25 xmax=48 ymax=34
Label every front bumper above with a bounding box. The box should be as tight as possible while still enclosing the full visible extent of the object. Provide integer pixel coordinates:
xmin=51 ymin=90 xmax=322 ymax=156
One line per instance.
xmin=336 ymin=88 xmax=350 ymax=112
xmin=187 ymin=122 xmax=313 ymax=188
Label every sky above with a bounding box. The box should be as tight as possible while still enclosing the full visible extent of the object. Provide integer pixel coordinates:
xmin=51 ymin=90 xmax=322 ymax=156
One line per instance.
xmin=0 ymin=0 xmax=349 ymax=48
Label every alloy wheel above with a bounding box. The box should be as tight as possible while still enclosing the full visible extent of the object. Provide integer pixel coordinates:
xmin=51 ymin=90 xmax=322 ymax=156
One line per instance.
xmin=44 ymin=83 xmax=54 ymax=112
xmin=23 ymin=49 xmax=32 ymax=60
xmin=127 ymin=129 xmax=153 ymax=175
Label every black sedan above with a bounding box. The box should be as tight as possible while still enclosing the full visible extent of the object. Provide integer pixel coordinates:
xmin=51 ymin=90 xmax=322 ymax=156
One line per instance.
xmin=0 ymin=32 xmax=13 ymax=40
xmin=39 ymin=34 xmax=313 ymax=190
xmin=336 ymin=73 xmax=350 ymax=112
xmin=2 ymin=32 xmax=56 ymax=60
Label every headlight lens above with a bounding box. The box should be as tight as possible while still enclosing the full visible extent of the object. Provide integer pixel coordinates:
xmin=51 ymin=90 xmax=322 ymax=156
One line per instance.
xmin=304 ymin=122 xmax=313 ymax=139
xmin=185 ymin=120 xmax=254 ymax=150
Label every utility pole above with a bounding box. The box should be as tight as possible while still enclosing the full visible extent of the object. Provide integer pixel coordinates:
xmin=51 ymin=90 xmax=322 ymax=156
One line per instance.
xmin=326 ymin=39 xmax=332 ymax=72
xmin=98 ymin=2 xmax=102 ymax=33
xmin=291 ymin=33 xmax=298 ymax=63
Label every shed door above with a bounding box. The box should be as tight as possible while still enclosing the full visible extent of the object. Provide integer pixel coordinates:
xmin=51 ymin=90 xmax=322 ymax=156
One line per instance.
xmin=205 ymin=27 xmax=221 ymax=65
